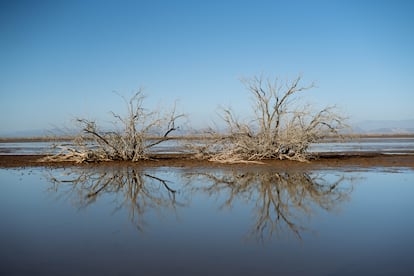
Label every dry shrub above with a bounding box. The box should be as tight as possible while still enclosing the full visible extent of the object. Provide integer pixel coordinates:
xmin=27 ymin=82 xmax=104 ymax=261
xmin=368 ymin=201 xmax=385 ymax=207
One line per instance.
xmin=192 ymin=75 xmax=347 ymax=163
xmin=41 ymin=90 xmax=184 ymax=163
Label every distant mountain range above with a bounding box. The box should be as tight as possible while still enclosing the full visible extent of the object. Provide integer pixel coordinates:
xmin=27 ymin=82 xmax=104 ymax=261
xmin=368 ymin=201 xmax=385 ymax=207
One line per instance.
xmin=1 ymin=119 xmax=414 ymax=137
xmin=0 ymin=128 xmax=71 ymax=138
xmin=352 ymin=119 xmax=414 ymax=134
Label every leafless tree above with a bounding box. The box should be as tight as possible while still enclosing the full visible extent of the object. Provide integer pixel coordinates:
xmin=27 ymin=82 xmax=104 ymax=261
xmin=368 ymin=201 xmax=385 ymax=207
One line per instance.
xmin=41 ymin=89 xmax=185 ymax=163
xmin=191 ymin=75 xmax=347 ymax=163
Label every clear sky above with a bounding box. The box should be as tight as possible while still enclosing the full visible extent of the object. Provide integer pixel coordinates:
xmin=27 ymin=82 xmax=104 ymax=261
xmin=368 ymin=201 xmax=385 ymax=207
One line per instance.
xmin=1 ymin=0 xmax=414 ymax=135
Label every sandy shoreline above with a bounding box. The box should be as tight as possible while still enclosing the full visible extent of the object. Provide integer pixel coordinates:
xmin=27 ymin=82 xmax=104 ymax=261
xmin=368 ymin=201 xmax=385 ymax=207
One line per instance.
xmin=1 ymin=153 xmax=414 ymax=170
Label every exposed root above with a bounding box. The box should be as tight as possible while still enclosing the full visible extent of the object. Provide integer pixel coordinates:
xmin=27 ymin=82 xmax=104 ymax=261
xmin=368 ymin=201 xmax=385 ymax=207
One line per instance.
xmin=208 ymin=157 xmax=265 ymax=165
xmin=38 ymin=146 xmax=111 ymax=163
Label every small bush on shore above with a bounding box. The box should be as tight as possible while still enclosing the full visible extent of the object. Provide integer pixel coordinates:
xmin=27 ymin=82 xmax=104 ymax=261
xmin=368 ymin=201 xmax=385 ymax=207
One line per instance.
xmin=41 ymin=74 xmax=346 ymax=164
xmin=41 ymin=90 xmax=184 ymax=163
xmin=190 ymin=75 xmax=347 ymax=163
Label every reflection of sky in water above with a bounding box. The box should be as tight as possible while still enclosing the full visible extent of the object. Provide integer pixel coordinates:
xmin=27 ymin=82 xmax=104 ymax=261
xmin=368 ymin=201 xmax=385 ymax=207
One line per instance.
xmin=310 ymin=138 xmax=414 ymax=153
xmin=0 ymin=167 xmax=413 ymax=275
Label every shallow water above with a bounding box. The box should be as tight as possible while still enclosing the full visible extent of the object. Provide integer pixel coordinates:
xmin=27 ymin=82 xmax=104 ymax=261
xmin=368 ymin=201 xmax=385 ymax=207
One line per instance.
xmin=310 ymin=137 xmax=414 ymax=154
xmin=1 ymin=137 xmax=414 ymax=155
xmin=1 ymin=166 xmax=413 ymax=275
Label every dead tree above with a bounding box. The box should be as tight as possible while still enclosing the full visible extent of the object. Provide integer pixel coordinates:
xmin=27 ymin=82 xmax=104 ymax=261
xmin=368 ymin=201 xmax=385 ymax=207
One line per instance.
xmin=191 ymin=75 xmax=347 ymax=163
xmin=41 ymin=89 xmax=184 ymax=163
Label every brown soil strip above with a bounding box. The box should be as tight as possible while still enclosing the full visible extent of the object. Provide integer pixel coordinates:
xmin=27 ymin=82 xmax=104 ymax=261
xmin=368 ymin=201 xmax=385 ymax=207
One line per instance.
xmin=1 ymin=153 xmax=413 ymax=170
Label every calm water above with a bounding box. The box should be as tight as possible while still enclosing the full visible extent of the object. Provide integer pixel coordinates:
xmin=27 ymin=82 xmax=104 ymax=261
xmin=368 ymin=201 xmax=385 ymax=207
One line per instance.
xmin=310 ymin=137 xmax=414 ymax=154
xmin=1 ymin=166 xmax=413 ymax=275
xmin=1 ymin=137 xmax=414 ymax=155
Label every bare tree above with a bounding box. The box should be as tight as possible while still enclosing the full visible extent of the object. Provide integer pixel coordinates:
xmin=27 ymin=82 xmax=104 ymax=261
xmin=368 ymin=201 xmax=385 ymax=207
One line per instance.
xmin=191 ymin=75 xmax=347 ymax=163
xmin=41 ymin=89 xmax=185 ymax=163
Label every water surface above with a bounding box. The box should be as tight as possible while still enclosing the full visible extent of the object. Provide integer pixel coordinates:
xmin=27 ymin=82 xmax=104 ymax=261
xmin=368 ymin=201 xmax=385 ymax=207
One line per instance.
xmin=0 ymin=166 xmax=413 ymax=275
xmin=1 ymin=137 xmax=414 ymax=155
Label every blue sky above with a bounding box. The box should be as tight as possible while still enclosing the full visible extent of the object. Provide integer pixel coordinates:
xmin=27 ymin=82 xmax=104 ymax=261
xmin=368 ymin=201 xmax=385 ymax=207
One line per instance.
xmin=1 ymin=0 xmax=414 ymax=134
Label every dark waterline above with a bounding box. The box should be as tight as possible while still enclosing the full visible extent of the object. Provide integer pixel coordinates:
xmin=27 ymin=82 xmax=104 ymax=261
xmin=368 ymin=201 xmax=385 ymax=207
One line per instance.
xmin=0 ymin=167 xmax=413 ymax=275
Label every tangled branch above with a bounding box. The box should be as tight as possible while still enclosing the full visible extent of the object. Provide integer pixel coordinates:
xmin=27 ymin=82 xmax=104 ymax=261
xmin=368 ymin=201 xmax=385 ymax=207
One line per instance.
xmin=189 ymin=74 xmax=347 ymax=163
xmin=40 ymin=89 xmax=185 ymax=163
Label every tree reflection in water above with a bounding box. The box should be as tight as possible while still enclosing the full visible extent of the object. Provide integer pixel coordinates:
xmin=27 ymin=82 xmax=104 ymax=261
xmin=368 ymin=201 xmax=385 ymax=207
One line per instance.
xmin=47 ymin=167 xmax=183 ymax=232
xmin=46 ymin=167 xmax=353 ymax=242
xmin=184 ymin=169 xmax=353 ymax=242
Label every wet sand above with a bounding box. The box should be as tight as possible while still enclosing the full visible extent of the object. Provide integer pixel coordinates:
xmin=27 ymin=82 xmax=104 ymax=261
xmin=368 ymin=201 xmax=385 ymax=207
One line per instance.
xmin=1 ymin=153 xmax=413 ymax=170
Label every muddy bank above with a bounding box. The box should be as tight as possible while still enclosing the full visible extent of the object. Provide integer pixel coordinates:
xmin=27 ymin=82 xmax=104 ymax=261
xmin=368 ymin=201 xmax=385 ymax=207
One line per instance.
xmin=1 ymin=153 xmax=413 ymax=170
